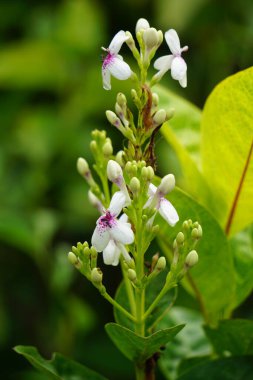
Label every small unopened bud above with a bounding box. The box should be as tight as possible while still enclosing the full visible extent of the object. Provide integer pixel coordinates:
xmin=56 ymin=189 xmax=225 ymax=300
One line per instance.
xmin=106 ymin=110 xmax=122 ymax=128
xmin=143 ymin=28 xmax=159 ymax=49
xmin=158 ymin=174 xmax=175 ymax=195
xmin=77 ymin=157 xmax=89 ymax=177
xmin=117 ymin=92 xmax=127 ymax=107
xmin=156 ymin=256 xmax=166 ymax=271
xmin=185 ymin=250 xmax=199 ymax=268
xmin=147 ymin=166 xmax=154 ymax=181
xmin=157 ymin=30 xmax=163 ymax=45
xmin=176 ymin=232 xmax=185 ymax=244
xmin=166 ymin=108 xmax=175 ymax=120
xmin=153 ymin=109 xmax=167 ymax=125
xmin=136 ymin=18 xmax=150 ymax=33
xmin=91 ymin=267 xmax=103 ymax=284
xmin=128 ymin=269 xmax=137 ymax=282
xmin=152 ymin=92 xmax=159 ymax=107
xmin=115 ymin=150 xmax=125 ymax=167
xmin=107 ymin=160 xmax=123 ymax=183
xmin=129 ymin=177 xmax=140 ymax=194
xmin=102 ymin=139 xmax=113 ymax=156
xmin=90 ymin=140 xmax=97 ymax=153
xmin=141 ymin=166 xmax=148 ymax=180
xmin=68 ymin=251 xmax=78 ymax=265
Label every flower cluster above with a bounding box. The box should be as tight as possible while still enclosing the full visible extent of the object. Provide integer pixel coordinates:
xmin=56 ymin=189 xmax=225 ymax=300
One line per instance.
xmin=102 ymin=18 xmax=188 ymax=89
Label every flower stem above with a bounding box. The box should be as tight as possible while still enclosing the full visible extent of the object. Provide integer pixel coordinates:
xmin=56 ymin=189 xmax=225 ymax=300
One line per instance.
xmin=101 ymin=289 xmax=136 ymax=322
xmin=120 ymin=259 xmax=136 ymax=317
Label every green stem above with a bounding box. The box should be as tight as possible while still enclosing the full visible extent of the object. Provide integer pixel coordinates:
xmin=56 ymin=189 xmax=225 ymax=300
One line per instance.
xmin=143 ymin=272 xmax=177 ymax=321
xmin=101 ymin=290 xmax=136 ymax=322
xmin=120 ymin=259 xmax=137 ymax=317
xmin=100 ymin=175 xmax=110 ymax=206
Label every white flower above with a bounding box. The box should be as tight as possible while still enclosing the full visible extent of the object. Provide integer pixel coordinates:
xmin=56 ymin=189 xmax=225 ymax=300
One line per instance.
xmin=145 ymin=183 xmax=179 ymax=226
xmin=154 ymin=29 xmax=188 ymax=88
xmin=103 ymin=214 xmax=132 ymax=266
xmin=102 ymin=31 xmax=132 ymax=90
xmin=91 ymin=191 xmax=134 ymax=264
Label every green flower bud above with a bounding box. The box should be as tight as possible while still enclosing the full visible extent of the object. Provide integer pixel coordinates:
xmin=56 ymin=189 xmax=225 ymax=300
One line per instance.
xmin=91 ymin=267 xmax=103 ymax=284
xmin=102 ymin=139 xmax=113 ymax=156
xmin=176 ymin=232 xmax=185 ymax=244
xmin=129 ymin=177 xmax=140 ymax=194
xmin=90 ymin=140 xmax=97 ymax=153
xmin=127 ymin=268 xmax=137 ymax=282
xmin=157 ymin=30 xmax=163 ymax=45
xmin=156 ymin=256 xmax=166 ymax=271
xmin=147 ymin=166 xmax=154 ymax=181
xmin=77 ymin=157 xmax=89 ymax=177
xmin=185 ymin=250 xmax=199 ymax=268
xmin=115 ymin=150 xmax=125 ymax=166
xmin=152 ymin=92 xmax=159 ymax=107
xmin=117 ymin=92 xmax=127 ymax=107
xmin=141 ymin=166 xmax=148 ymax=180
xmin=166 ymin=108 xmax=175 ymax=120
xmin=68 ymin=251 xmax=78 ymax=265
xmin=191 ymin=228 xmax=199 ymax=239
xmin=153 ymin=109 xmax=167 ymax=125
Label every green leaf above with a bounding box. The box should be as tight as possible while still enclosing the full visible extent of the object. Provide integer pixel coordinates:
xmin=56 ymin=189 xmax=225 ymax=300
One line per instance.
xmin=204 ymin=319 xmax=253 ymax=356
xmin=14 ymin=346 xmax=108 ymax=380
xmin=229 ymin=225 xmax=253 ymax=308
xmin=201 ymin=67 xmax=253 ymax=236
xmin=157 ymin=188 xmax=235 ymax=323
xmin=177 ymin=356 xmax=253 ymax=380
xmin=105 ymin=322 xmax=184 ymax=365
xmin=158 ymin=306 xmax=211 ymax=380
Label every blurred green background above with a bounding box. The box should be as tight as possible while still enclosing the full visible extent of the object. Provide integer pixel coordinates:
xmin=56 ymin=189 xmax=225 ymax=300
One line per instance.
xmin=1 ymin=0 xmax=253 ymax=379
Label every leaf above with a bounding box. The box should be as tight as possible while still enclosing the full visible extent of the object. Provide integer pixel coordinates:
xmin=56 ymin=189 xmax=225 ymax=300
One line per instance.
xmin=204 ymin=319 xmax=253 ymax=356
xmin=154 ymin=84 xmax=202 ymax=166
xmin=157 ymin=187 xmax=235 ymax=324
xmin=158 ymin=306 xmax=211 ymax=380
xmin=229 ymin=225 xmax=253 ymax=308
xmin=160 ymin=122 xmax=213 ymax=211
xmin=105 ymin=322 xmax=184 ymax=365
xmin=14 ymin=346 xmax=108 ymax=380
xmin=201 ymin=67 xmax=253 ymax=236
xmin=177 ymin=356 xmax=253 ymax=380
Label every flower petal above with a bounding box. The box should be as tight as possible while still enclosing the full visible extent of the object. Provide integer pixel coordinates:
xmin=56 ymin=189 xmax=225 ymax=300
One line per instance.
xmin=171 ymin=56 xmax=187 ymax=81
xmin=103 ymin=240 xmax=120 ymax=265
xmin=110 ymin=219 xmax=134 ymax=245
xmin=148 ymin=183 xmax=157 ymax=197
xmin=165 ymin=29 xmax=181 ymax=55
xmin=154 ymin=55 xmax=173 ymax=73
xmin=91 ymin=224 xmax=110 ymax=252
xmin=109 ymin=30 xmax=129 ymax=55
xmin=159 ymin=198 xmax=179 ymax=226
xmin=108 ymin=56 xmax=131 ymax=80
xmin=118 ymin=243 xmax=132 ymax=263
xmin=119 ymin=213 xmax=128 ymax=223
xmin=179 ymin=73 xmax=187 ymax=88
xmin=109 ymin=191 xmax=126 ymax=216
xmin=102 ymin=67 xmax=111 ymax=90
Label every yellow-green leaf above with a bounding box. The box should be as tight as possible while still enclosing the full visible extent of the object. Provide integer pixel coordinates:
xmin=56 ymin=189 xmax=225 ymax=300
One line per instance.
xmin=201 ymin=67 xmax=253 ymax=236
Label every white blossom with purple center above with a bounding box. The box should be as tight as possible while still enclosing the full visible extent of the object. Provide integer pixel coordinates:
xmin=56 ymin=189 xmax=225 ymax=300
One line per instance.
xmin=91 ymin=191 xmax=134 ymax=265
xmin=154 ymin=29 xmax=188 ymax=88
xmin=102 ymin=31 xmax=132 ymax=90
xmin=145 ymin=181 xmax=179 ymax=227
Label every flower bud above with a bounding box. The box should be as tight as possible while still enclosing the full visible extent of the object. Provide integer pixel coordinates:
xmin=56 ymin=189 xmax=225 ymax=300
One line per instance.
xmin=115 ymin=150 xmax=125 ymax=167
xmin=136 ymin=18 xmax=150 ymax=33
xmin=128 ymin=268 xmax=137 ymax=282
xmin=102 ymin=139 xmax=113 ymax=156
xmin=107 ymin=160 xmax=123 ymax=183
xmin=129 ymin=177 xmax=140 ymax=194
xmin=117 ymin=92 xmax=127 ymax=107
xmin=156 ymin=256 xmax=166 ymax=271
xmin=158 ymin=174 xmax=175 ymax=196
xmin=68 ymin=251 xmax=78 ymax=265
xmin=185 ymin=250 xmax=199 ymax=268
xmin=143 ymin=28 xmax=159 ymax=49
xmin=77 ymin=157 xmax=89 ymax=177
xmin=152 ymin=92 xmax=159 ymax=107
xmin=147 ymin=166 xmax=154 ymax=181
xmin=91 ymin=267 xmax=103 ymax=284
xmin=141 ymin=166 xmax=148 ymax=180
xmin=90 ymin=140 xmax=97 ymax=154
xmin=153 ymin=109 xmax=167 ymax=125
xmin=176 ymin=232 xmax=185 ymax=244
xmin=106 ymin=110 xmax=122 ymax=128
